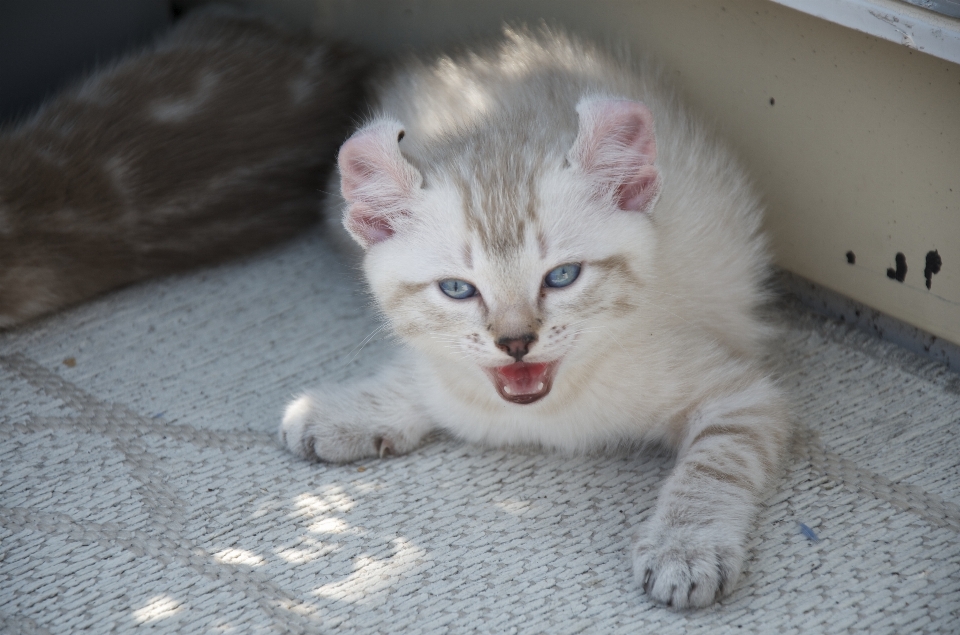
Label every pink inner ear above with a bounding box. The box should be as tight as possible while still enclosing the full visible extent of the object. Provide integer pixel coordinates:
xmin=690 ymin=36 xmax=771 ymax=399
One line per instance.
xmin=617 ymin=166 xmax=661 ymax=213
xmin=572 ymin=99 xmax=662 ymax=213
xmin=340 ymin=154 xmax=378 ymax=202
xmin=337 ymin=121 xmax=421 ymax=247
xmin=345 ymin=204 xmax=396 ymax=244
xmin=338 ymin=134 xmax=389 ymax=204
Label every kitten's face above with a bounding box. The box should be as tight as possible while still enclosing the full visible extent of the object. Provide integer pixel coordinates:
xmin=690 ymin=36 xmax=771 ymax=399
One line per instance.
xmin=362 ymin=168 xmax=654 ymax=405
xmin=338 ymin=99 xmax=661 ymax=405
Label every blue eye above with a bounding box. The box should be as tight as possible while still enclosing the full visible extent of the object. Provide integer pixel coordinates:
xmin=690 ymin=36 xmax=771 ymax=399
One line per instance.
xmin=544 ymin=263 xmax=581 ymax=288
xmin=439 ymin=279 xmax=477 ymax=299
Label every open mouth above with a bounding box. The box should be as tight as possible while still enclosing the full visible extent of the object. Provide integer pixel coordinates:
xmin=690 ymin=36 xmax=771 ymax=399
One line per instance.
xmin=485 ymin=361 xmax=557 ymax=405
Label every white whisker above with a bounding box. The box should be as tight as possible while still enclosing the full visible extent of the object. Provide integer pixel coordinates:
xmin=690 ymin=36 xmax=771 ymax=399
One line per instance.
xmin=347 ymin=324 xmax=386 ymax=362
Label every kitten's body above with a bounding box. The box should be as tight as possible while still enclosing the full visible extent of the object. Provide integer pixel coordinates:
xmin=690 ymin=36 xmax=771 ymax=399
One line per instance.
xmin=282 ymin=27 xmax=789 ymax=609
xmin=0 ymin=9 xmax=366 ymax=327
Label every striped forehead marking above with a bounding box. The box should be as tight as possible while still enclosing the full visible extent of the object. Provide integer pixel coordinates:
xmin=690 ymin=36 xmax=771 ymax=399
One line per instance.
xmin=454 ymin=164 xmax=540 ymax=259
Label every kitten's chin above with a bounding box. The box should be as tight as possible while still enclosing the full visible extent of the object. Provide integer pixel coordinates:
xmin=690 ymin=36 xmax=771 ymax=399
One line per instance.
xmin=485 ymin=361 xmax=558 ymax=405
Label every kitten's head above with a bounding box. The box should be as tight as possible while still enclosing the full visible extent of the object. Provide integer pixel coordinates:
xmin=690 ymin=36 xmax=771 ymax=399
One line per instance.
xmin=338 ymin=98 xmax=661 ymax=406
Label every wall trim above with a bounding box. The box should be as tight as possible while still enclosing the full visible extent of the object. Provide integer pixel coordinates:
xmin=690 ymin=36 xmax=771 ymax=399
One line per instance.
xmin=775 ymin=269 xmax=960 ymax=371
xmin=769 ymin=0 xmax=960 ymax=64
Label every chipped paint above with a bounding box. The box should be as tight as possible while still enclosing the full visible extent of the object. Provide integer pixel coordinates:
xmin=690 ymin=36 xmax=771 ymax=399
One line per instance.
xmin=870 ymin=11 xmax=918 ymax=49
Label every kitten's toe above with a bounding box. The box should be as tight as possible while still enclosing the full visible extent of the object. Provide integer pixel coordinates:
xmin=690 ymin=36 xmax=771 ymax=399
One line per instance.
xmin=375 ymin=435 xmax=394 ymax=458
xmin=632 ymin=523 xmax=743 ymax=609
xmin=279 ymin=394 xmax=322 ymax=461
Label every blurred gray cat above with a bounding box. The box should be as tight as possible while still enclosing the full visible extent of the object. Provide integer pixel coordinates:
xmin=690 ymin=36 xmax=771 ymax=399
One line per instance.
xmin=0 ymin=8 xmax=366 ymax=327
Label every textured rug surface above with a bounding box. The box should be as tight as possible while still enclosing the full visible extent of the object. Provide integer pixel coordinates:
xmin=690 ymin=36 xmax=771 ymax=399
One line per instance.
xmin=2 ymin=228 xmax=959 ymax=634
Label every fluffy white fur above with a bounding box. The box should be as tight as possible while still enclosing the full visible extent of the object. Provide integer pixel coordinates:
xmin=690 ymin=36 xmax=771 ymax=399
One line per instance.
xmin=281 ymin=27 xmax=789 ymax=609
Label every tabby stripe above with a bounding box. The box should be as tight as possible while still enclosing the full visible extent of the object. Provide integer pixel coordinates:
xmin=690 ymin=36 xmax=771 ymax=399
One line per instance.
xmin=689 ymin=410 xmax=779 ymax=477
xmin=686 ymin=460 xmax=758 ymax=494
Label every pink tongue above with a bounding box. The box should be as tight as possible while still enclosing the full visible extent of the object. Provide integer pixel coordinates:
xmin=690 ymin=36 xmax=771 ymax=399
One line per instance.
xmin=496 ymin=362 xmax=549 ymax=395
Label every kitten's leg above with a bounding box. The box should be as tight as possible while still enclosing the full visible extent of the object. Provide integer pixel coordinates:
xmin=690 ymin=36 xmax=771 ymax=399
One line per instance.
xmin=279 ymin=360 xmax=433 ymax=463
xmin=633 ymin=377 xmax=788 ymax=609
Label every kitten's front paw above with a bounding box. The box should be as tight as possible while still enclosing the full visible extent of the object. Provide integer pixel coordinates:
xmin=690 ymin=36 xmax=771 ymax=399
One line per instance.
xmin=632 ymin=520 xmax=744 ymax=609
xmin=279 ymin=393 xmax=411 ymax=463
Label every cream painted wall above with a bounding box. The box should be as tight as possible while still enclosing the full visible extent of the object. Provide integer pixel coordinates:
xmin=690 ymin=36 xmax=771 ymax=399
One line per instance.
xmin=240 ymin=0 xmax=960 ymax=345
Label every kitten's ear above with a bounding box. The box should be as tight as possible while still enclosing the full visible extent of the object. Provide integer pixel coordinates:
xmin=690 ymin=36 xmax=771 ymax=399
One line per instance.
xmin=568 ymin=98 xmax=662 ymax=213
xmin=338 ymin=119 xmax=422 ymax=248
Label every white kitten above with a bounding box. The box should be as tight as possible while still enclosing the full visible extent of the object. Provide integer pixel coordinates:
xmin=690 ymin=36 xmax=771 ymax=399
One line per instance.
xmin=281 ymin=26 xmax=789 ymax=609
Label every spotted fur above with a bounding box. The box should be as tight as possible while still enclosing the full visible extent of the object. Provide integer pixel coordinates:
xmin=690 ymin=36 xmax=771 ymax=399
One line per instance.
xmin=281 ymin=26 xmax=789 ymax=609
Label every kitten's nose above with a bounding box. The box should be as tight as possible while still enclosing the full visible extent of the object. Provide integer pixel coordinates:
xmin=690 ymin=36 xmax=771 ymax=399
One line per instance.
xmin=496 ymin=333 xmax=538 ymax=362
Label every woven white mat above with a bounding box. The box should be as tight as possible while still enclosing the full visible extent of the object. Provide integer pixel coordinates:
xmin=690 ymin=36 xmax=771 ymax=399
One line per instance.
xmin=2 ymin=228 xmax=959 ymax=634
